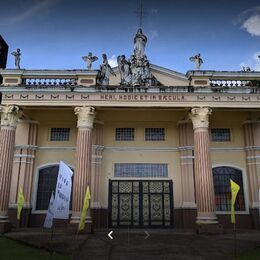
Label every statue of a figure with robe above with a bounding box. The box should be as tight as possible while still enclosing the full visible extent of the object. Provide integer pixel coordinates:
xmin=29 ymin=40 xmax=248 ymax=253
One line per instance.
xmin=97 ymin=54 xmax=116 ymax=85
xmin=117 ymin=55 xmax=132 ymax=85
xmin=134 ymin=28 xmax=147 ymax=59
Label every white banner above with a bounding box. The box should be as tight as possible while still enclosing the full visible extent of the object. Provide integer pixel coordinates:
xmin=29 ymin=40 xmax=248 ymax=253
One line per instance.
xmin=53 ymin=161 xmax=73 ymax=219
xmin=43 ymin=192 xmax=55 ymax=229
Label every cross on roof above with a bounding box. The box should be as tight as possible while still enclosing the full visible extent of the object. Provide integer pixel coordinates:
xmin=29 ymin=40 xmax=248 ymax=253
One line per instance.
xmin=135 ymin=0 xmax=146 ymax=29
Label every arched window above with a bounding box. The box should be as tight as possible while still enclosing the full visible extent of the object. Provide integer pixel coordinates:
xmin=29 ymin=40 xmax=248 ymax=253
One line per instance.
xmin=36 ymin=165 xmax=73 ymax=210
xmin=213 ymin=166 xmax=245 ymax=211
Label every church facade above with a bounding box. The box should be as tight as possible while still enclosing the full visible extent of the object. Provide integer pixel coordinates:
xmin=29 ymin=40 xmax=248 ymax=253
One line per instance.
xmin=0 ymin=31 xmax=260 ymax=233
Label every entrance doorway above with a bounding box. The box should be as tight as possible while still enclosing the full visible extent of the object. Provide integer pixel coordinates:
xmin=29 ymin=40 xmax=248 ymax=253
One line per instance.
xmin=108 ymin=180 xmax=174 ymax=227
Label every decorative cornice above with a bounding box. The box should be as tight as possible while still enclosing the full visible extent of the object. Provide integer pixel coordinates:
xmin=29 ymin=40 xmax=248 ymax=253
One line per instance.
xmin=74 ymin=106 xmax=95 ymax=128
xmin=189 ymin=107 xmax=212 ymax=129
xmin=0 ymin=105 xmax=21 ymax=128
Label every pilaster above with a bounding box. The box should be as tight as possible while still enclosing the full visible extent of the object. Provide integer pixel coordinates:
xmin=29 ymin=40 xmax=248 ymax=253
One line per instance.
xmin=243 ymin=120 xmax=260 ymax=228
xmin=9 ymin=120 xmax=38 ymax=227
xmin=0 ymin=105 xmax=20 ymax=233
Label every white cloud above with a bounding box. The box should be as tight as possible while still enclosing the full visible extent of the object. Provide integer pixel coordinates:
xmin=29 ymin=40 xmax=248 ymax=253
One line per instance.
xmin=148 ymin=30 xmax=158 ymax=40
xmin=240 ymin=51 xmax=260 ymax=71
xmin=0 ymin=0 xmax=61 ymax=25
xmin=242 ymin=14 xmax=260 ymax=36
xmin=235 ymin=6 xmax=260 ymax=36
xmin=108 ymin=55 xmax=118 ymax=68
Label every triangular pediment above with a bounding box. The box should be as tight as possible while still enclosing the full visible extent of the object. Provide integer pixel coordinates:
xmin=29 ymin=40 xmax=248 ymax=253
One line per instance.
xmin=109 ymin=64 xmax=189 ymax=86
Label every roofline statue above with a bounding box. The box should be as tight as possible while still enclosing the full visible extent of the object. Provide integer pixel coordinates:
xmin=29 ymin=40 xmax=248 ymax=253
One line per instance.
xmin=97 ymin=53 xmax=116 ymax=86
xmin=11 ymin=48 xmax=21 ymax=69
xmin=189 ymin=53 xmax=203 ymax=70
xmin=82 ymin=52 xmax=98 ymax=70
xmin=134 ymin=28 xmax=147 ymax=59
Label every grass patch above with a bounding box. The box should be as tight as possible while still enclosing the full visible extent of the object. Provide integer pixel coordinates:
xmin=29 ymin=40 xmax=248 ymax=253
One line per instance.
xmin=238 ymin=248 xmax=260 ymax=259
xmin=0 ymin=237 xmax=70 ymax=260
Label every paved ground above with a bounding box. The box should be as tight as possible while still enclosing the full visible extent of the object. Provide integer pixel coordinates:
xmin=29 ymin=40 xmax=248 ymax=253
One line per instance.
xmin=4 ymin=228 xmax=260 ymax=259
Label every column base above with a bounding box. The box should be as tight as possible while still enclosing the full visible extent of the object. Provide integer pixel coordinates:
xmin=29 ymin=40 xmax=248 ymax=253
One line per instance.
xmin=196 ymin=223 xmax=223 ymax=234
xmin=69 ymin=215 xmax=93 ymax=234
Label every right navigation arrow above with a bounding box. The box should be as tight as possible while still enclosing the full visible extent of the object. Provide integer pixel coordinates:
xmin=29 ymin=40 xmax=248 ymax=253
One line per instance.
xmin=144 ymin=231 xmax=150 ymax=239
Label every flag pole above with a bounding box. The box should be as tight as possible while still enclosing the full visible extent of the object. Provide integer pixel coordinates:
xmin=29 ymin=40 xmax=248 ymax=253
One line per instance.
xmin=50 ymin=190 xmax=55 ymax=241
xmin=233 ymin=221 xmax=237 ymax=257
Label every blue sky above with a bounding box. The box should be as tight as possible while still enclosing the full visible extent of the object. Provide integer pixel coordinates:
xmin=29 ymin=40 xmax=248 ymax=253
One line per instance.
xmin=0 ymin=0 xmax=260 ymax=73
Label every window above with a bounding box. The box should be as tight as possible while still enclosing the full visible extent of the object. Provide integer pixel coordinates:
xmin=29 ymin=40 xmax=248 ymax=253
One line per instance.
xmin=213 ymin=166 xmax=245 ymax=211
xmin=114 ymin=163 xmax=168 ymax=178
xmin=36 ymin=165 xmax=73 ymax=210
xmin=145 ymin=128 xmax=165 ymax=141
xmin=211 ymin=128 xmax=231 ymax=142
xmin=115 ymin=128 xmax=135 ymax=141
xmin=50 ymin=128 xmax=70 ymax=141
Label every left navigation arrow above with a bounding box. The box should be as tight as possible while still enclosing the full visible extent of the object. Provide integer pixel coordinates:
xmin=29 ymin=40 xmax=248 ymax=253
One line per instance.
xmin=108 ymin=231 xmax=113 ymax=239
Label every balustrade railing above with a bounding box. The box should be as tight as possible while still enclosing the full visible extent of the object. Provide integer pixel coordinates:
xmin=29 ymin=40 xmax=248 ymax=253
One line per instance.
xmin=18 ymin=76 xmax=260 ymax=94
xmin=22 ymin=78 xmax=78 ymax=86
xmin=210 ymin=79 xmax=260 ymax=87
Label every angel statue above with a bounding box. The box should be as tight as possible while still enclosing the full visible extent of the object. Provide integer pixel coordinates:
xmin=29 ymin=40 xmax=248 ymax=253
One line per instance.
xmin=97 ymin=54 xmax=116 ymax=86
xmin=11 ymin=48 xmax=21 ymax=69
xmin=189 ymin=53 xmax=203 ymax=70
xmin=82 ymin=52 xmax=98 ymax=70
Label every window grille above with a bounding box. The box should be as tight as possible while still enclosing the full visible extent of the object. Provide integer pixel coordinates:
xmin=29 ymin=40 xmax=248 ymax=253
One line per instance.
xmin=50 ymin=128 xmax=70 ymax=141
xmin=145 ymin=128 xmax=165 ymax=141
xmin=36 ymin=165 xmax=73 ymax=210
xmin=114 ymin=163 xmax=168 ymax=178
xmin=211 ymin=128 xmax=231 ymax=142
xmin=115 ymin=128 xmax=135 ymax=141
xmin=213 ymin=166 xmax=245 ymax=211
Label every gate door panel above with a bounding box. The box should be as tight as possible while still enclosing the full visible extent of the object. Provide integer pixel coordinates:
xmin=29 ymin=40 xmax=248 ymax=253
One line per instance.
xmin=109 ymin=180 xmax=173 ymax=227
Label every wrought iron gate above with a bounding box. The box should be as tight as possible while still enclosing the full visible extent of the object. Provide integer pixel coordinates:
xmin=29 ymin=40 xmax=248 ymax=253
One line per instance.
xmin=108 ymin=180 xmax=174 ymax=227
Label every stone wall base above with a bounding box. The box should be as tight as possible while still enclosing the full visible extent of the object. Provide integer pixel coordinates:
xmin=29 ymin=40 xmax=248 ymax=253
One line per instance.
xmin=5 ymin=207 xmax=259 ymax=230
xmin=197 ymin=223 xmax=223 ymax=234
xmin=0 ymin=222 xmax=11 ymax=233
xmin=8 ymin=208 xmax=31 ymax=228
xmin=68 ymin=222 xmax=93 ymax=234
xmin=174 ymin=208 xmax=197 ymax=229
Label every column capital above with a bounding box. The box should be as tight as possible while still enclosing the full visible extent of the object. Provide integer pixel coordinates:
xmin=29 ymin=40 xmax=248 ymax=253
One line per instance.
xmin=0 ymin=105 xmax=21 ymax=128
xmin=189 ymin=107 xmax=212 ymax=129
xmin=74 ymin=106 xmax=95 ymax=128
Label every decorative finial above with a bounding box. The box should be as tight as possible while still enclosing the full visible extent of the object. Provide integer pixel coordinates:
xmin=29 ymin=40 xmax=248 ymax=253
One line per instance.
xmin=82 ymin=52 xmax=98 ymax=70
xmin=11 ymin=48 xmax=21 ymax=69
xmin=189 ymin=53 xmax=203 ymax=70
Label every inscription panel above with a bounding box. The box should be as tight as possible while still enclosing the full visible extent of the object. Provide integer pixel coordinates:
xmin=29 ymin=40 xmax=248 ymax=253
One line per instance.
xmin=2 ymin=92 xmax=260 ymax=108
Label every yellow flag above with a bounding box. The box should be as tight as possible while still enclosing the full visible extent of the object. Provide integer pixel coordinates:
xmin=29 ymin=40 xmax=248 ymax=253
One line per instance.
xmin=78 ymin=186 xmax=91 ymax=231
xmin=230 ymin=179 xmax=240 ymax=224
xmin=17 ymin=188 xmax=25 ymax=220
